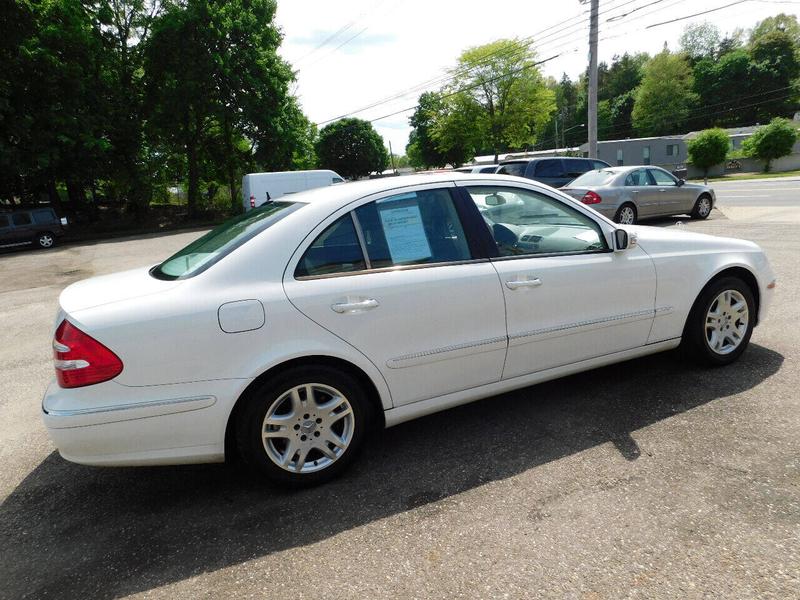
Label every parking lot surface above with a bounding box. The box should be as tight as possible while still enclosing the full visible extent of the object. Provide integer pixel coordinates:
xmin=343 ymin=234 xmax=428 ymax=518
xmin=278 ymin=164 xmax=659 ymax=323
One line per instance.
xmin=1 ymin=181 xmax=798 ymax=599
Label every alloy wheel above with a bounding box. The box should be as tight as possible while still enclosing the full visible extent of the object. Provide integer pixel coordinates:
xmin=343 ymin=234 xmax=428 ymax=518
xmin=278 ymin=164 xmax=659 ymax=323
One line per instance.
xmin=618 ymin=206 xmax=635 ymax=224
xmin=705 ymin=289 xmax=749 ymax=355
xmin=261 ymin=383 xmax=355 ymax=473
xmin=698 ymin=197 xmax=711 ymax=217
xmin=39 ymin=234 xmax=54 ymax=248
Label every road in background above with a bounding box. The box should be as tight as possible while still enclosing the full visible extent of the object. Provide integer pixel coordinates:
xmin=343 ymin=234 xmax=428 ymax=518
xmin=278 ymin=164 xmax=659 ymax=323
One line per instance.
xmin=1 ymin=192 xmax=798 ymax=599
xmin=712 ymin=178 xmax=800 ymax=222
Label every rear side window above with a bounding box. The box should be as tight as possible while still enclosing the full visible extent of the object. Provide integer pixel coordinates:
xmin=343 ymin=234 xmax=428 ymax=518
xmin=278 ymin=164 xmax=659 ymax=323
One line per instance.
xmin=354 ymin=189 xmax=471 ymax=268
xmin=295 ymin=215 xmax=366 ymax=277
xmin=497 ymin=162 xmax=527 ymax=177
xmin=625 ymin=169 xmax=651 ymax=186
xmin=12 ymin=213 xmax=32 ymax=226
xmin=534 ymin=159 xmax=564 ymax=178
xmin=32 ymin=209 xmax=56 ymax=224
xmin=153 ymin=201 xmax=301 ymax=280
xmin=592 ymin=160 xmax=609 ymax=170
xmin=479 ymin=166 xmax=498 ymax=173
xmin=332 ymin=177 xmax=344 ymax=184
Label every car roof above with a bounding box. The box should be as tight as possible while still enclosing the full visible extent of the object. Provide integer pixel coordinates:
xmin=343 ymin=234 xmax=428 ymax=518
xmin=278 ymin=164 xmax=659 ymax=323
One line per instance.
xmin=499 ymin=156 xmax=597 ymax=165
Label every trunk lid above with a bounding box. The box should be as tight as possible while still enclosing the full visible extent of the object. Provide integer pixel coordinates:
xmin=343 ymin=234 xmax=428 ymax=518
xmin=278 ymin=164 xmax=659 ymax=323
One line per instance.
xmin=59 ymin=266 xmax=181 ymax=314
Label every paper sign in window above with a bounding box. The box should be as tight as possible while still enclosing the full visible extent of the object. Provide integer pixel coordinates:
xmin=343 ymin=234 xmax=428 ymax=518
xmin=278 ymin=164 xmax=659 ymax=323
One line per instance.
xmin=378 ymin=203 xmax=431 ymax=264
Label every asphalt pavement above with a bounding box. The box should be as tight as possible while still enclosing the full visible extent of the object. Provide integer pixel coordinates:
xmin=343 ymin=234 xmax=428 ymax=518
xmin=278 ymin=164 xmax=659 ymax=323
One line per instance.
xmin=0 ymin=185 xmax=798 ymax=599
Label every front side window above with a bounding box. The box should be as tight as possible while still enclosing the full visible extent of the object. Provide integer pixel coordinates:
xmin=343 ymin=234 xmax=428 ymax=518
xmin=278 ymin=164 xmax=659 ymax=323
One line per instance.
xmin=32 ymin=209 xmax=55 ymax=224
xmin=649 ymin=168 xmax=677 ymax=186
xmin=464 ymin=186 xmax=607 ymax=257
xmin=479 ymin=166 xmax=498 ymax=173
xmin=153 ymin=201 xmax=301 ymax=279
xmin=497 ymin=162 xmax=527 ymax=177
xmin=12 ymin=213 xmax=31 ymax=226
xmin=355 ymin=188 xmax=471 ymax=268
xmin=592 ymin=160 xmax=609 ymax=170
xmin=295 ymin=215 xmax=366 ymax=277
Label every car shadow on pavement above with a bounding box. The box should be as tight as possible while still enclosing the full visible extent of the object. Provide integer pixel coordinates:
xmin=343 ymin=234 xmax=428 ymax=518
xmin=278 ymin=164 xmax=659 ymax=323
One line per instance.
xmin=0 ymin=344 xmax=783 ymax=599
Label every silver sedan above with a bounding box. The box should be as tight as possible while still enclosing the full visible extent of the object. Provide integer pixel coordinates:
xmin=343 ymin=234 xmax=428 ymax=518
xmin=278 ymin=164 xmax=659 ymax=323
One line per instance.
xmin=561 ymin=166 xmax=715 ymax=224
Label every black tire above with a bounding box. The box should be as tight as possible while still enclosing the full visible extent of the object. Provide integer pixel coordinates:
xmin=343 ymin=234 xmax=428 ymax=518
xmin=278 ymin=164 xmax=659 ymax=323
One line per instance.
xmin=681 ymin=276 xmax=755 ymax=366
xmin=614 ymin=203 xmax=637 ymax=224
xmin=235 ymin=365 xmax=372 ymax=487
xmin=691 ymin=194 xmax=713 ymax=220
xmin=35 ymin=231 xmax=56 ymax=249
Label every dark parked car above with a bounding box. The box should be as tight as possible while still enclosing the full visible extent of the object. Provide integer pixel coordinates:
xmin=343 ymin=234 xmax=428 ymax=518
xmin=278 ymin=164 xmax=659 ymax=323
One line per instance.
xmin=497 ymin=157 xmax=610 ymax=188
xmin=0 ymin=207 xmax=66 ymax=250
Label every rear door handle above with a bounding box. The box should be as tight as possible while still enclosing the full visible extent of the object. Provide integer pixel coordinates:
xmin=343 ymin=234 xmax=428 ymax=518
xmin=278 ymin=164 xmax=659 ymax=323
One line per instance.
xmin=331 ymin=298 xmax=379 ymax=313
xmin=506 ymin=278 xmax=542 ymax=290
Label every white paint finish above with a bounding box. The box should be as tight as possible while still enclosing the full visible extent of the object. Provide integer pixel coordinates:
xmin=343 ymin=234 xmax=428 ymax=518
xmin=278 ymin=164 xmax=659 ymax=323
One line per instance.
xmin=384 ymin=338 xmax=682 ymax=428
xmin=41 ymin=173 xmax=776 ymax=467
xmin=284 ymin=261 xmax=507 ymax=406
xmin=493 ymin=246 xmax=656 ymax=378
xmin=218 ymin=299 xmax=265 ymax=333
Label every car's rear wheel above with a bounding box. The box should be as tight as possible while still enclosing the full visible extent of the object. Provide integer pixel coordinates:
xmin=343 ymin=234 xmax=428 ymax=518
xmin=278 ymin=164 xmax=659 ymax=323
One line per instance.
xmin=36 ymin=232 xmax=56 ymax=249
xmin=682 ymin=276 xmax=755 ymax=366
xmin=235 ymin=366 xmax=371 ymax=486
xmin=614 ymin=203 xmax=637 ymax=225
xmin=691 ymin=194 xmax=713 ymax=219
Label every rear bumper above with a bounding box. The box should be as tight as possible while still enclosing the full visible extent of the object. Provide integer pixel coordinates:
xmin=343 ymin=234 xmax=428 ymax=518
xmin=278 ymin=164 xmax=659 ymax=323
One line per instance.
xmin=42 ymin=378 xmax=250 ymax=466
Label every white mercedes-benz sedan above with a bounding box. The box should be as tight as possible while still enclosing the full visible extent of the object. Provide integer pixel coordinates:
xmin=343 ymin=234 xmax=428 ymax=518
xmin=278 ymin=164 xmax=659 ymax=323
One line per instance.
xmin=43 ymin=173 xmax=776 ymax=485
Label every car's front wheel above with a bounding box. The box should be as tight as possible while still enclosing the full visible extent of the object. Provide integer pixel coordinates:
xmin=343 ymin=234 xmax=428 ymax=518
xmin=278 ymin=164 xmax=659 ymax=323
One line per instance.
xmin=235 ymin=366 xmax=371 ymax=486
xmin=692 ymin=194 xmax=713 ymax=219
xmin=682 ymin=276 xmax=755 ymax=366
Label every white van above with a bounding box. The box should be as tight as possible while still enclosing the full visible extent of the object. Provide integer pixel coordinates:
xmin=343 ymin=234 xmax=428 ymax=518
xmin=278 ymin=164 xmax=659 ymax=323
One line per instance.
xmin=242 ymin=170 xmax=344 ymax=211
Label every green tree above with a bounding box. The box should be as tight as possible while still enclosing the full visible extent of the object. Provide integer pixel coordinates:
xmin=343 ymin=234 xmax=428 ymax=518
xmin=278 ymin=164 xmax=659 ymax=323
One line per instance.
xmin=405 ymin=92 xmax=462 ymax=168
xmin=316 ymin=118 xmax=388 ymax=179
xmin=145 ymin=0 xmax=296 ymax=216
xmin=632 ymin=51 xmax=697 ymax=136
xmin=749 ymin=31 xmax=800 ymax=122
xmin=742 ymin=118 xmax=799 ymax=171
xmin=750 ymin=13 xmax=800 ymax=47
xmin=435 ymin=38 xmax=555 ymax=162
xmin=687 ymin=128 xmax=730 ymax=182
xmin=680 ymin=22 xmax=721 ymax=61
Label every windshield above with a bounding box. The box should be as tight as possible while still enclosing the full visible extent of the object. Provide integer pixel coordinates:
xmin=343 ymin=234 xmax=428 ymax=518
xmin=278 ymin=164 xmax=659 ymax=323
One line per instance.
xmin=152 ymin=201 xmax=301 ymax=280
xmin=570 ymin=170 xmax=616 ymax=187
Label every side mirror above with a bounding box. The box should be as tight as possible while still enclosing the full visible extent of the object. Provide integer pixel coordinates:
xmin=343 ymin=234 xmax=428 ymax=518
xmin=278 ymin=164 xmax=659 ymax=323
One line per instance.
xmin=677 ymin=178 xmax=685 ymax=187
xmin=614 ymin=229 xmax=629 ymax=250
xmin=614 ymin=229 xmax=638 ymax=251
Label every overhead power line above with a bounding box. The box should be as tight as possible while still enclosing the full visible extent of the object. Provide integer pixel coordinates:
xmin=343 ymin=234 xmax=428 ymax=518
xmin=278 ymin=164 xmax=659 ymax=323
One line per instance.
xmin=646 ymin=0 xmax=748 ymax=28
xmin=315 ymin=0 xmax=682 ymax=126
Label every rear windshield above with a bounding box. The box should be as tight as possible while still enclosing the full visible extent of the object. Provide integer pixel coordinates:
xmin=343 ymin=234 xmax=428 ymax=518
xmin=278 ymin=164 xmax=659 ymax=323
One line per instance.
xmin=569 ymin=170 xmax=616 ymax=187
xmin=151 ymin=201 xmax=301 ymax=280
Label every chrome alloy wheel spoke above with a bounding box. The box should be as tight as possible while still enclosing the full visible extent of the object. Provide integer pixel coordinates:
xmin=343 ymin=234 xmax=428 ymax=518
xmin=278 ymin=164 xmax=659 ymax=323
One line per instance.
xmin=705 ymin=289 xmax=749 ymax=355
xmin=262 ymin=383 xmax=355 ymax=473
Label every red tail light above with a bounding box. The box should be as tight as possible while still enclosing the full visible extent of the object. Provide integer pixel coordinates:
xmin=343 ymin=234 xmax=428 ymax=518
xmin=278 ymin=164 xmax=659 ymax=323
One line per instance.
xmin=581 ymin=191 xmax=602 ymax=204
xmin=250 ymin=195 xmax=255 ymax=208
xmin=53 ymin=320 xmax=123 ymax=388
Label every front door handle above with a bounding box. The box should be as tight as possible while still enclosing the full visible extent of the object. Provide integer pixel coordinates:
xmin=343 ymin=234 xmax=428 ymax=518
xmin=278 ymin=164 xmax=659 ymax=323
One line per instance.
xmin=506 ymin=278 xmax=542 ymax=290
xmin=331 ymin=298 xmax=379 ymax=313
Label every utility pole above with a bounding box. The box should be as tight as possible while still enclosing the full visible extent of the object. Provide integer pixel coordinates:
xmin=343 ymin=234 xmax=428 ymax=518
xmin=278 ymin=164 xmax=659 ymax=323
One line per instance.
xmin=388 ymin=140 xmax=396 ymax=174
xmin=585 ymin=0 xmax=599 ymax=158
xmin=554 ymin=118 xmax=559 ymax=156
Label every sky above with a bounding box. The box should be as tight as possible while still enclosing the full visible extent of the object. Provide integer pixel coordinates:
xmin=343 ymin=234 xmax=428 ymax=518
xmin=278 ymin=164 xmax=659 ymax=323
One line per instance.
xmin=275 ymin=0 xmax=799 ymax=154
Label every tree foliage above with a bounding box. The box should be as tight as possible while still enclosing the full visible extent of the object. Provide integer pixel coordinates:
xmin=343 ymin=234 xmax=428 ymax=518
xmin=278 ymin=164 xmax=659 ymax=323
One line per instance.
xmin=680 ymin=22 xmax=721 ymax=61
xmin=435 ymin=38 xmax=555 ymax=161
xmin=1 ymin=0 xmax=313 ymax=221
xmin=742 ymin=118 xmax=799 ymax=171
xmin=405 ymin=92 xmax=463 ymax=168
xmin=687 ymin=128 xmax=730 ymax=177
xmin=632 ymin=51 xmax=698 ymax=136
xmin=316 ymin=118 xmax=388 ymax=179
